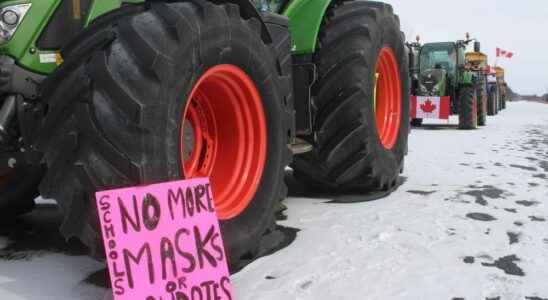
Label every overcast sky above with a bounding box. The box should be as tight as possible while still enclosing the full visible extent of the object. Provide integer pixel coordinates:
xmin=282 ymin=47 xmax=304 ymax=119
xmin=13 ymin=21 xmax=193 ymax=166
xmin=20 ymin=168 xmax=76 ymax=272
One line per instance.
xmin=384 ymin=0 xmax=548 ymax=95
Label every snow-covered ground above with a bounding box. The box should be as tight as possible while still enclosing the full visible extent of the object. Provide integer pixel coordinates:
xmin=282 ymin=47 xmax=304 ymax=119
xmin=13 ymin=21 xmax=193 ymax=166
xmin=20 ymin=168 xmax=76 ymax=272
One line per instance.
xmin=1 ymin=101 xmax=547 ymax=300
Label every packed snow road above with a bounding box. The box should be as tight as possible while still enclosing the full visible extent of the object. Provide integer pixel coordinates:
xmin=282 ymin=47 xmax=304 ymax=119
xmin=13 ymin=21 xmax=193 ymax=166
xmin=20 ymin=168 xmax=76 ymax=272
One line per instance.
xmin=0 ymin=101 xmax=547 ymax=300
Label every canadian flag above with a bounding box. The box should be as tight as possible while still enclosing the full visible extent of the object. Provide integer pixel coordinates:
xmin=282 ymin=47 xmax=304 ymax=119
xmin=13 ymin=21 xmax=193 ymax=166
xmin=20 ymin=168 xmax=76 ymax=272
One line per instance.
xmin=496 ymin=47 xmax=514 ymax=58
xmin=411 ymin=96 xmax=450 ymax=120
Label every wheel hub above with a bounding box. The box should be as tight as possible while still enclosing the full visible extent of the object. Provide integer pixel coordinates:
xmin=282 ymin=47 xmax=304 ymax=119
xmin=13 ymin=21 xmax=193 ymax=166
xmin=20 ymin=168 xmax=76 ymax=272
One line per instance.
xmin=180 ymin=65 xmax=267 ymax=220
xmin=374 ymin=47 xmax=402 ymax=150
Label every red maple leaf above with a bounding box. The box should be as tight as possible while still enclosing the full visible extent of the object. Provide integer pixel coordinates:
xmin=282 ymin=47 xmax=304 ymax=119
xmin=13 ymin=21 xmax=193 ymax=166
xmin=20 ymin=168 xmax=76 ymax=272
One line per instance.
xmin=420 ymin=99 xmax=437 ymax=113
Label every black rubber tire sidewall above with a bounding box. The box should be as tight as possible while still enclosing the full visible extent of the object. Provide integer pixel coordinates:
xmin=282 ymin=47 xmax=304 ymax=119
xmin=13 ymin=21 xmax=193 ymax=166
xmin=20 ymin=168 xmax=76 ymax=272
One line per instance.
xmin=458 ymin=86 xmax=478 ymax=129
xmin=477 ymin=86 xmax=487 ymax=126
xmin=108 ymin=4 xmax=289 ymax=266
xmin=292 ymin=2 xmax=409 ymax=191
xmin=36 ymin=2 xmax=291 ymax=269
xmin=487 ymin=86 xmax=496 ymax=116
xmin=165 ymin=32 xmax=287 ymax=267
xmin=359 ymin=20 xmax=410 ymax=188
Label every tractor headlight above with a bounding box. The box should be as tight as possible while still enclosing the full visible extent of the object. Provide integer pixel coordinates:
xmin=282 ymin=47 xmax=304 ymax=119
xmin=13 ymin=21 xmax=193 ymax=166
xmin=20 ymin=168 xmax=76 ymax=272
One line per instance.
xmin=0 ymin=4 xmax=31 ymax=45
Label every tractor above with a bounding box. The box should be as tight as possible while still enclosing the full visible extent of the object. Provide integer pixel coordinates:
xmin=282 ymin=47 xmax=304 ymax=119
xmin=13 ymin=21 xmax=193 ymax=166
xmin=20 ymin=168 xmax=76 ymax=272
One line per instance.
xmin=465 ymin=50 xmax=489 ymax=126
xmin=495 ymin=66 xmax=507 ymax=110
xmin=410 ymin=37 xmax=482 ymax=129
xmin=0 ymin=0 xmax=409 ymax=269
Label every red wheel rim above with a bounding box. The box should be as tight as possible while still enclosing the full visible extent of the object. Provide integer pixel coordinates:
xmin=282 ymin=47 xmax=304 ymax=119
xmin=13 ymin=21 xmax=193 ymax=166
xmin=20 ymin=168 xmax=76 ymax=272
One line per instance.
xmin=375 ymin=47 xmax=402 ymax=149
xmin=180 ymin=65 xmax=267 ymax=220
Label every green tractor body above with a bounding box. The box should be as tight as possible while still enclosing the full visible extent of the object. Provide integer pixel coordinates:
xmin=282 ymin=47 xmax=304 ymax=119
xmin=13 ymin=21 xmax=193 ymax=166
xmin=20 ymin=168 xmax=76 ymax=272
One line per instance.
xmin=411 ymin=39 xmax=480 ymax=129
xmin=0 ymin=0 xmax=410 ymax=270
xmin=0 ymin=0 xmax=144 ymax=75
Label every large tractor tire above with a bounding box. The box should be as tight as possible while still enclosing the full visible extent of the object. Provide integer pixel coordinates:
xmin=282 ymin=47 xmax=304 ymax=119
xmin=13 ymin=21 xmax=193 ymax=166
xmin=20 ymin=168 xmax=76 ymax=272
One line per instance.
xmin=458 ymin=86 xmax=478 ymax=129
xmin=496 ymin=85 xmax=503 ymax=111
xmin=0 ymin=166 xmax=43 ymax=218
xmin=487 ymin=86 xmax=497 ymax=116
xmin=34 ymin=1 xmax=292 ymax=269
xmin=292 ymin=1 xmax=409 ymax=191
xmin=477 ymin=86 xmax=487 ymax=126
xmin=493 ymin=85 xmax=500 ymax=115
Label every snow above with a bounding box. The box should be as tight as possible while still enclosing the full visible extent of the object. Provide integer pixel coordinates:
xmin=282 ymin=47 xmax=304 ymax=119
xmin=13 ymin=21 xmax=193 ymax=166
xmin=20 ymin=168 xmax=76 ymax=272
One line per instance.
xmin=1 ymin=101 xmax=547 ymax=300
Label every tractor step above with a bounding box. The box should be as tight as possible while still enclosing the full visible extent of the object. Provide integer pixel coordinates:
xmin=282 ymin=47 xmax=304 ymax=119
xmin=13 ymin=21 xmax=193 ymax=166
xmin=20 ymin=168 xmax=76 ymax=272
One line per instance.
xmin=290 ymin=137 xmax=313 ymax=154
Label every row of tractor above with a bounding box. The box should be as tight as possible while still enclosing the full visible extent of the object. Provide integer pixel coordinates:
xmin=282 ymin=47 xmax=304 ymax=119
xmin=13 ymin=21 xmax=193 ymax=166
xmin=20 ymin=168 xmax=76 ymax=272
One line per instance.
xmin=0 ymin=0 xmax=510 ymax=273
xmin=407 ymin=36 xmax=509 ymax=129
xmin=0 ymin=0 xmax=409 ymax=270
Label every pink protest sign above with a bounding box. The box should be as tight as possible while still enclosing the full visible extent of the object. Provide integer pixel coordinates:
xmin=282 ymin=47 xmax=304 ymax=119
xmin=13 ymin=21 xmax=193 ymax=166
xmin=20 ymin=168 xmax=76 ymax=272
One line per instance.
xmin=95 ymin=178 xmax=233 ymax=300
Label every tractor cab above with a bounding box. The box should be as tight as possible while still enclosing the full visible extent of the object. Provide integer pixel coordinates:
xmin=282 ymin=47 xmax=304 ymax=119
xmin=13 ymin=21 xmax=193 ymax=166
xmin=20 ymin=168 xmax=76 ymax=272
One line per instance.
xmin=418 ymin=42 xmax=462 ymax=96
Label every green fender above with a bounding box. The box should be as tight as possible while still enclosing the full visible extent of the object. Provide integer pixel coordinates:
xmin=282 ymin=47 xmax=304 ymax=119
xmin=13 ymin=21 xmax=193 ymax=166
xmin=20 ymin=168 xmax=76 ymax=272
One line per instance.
xmin=0 ymin=0 xmax=62 ymax=74
xmin=4 ymin=0 xmax=326 ymax=73
xmin=282 ymin=0 xmax=332 ymax=55
xmin=435 ymin=77 xmax=447 ymax=97
xmin=0 ymin=0 xmax=143 ymax=74
xmin=460 ymin=71 xmax=474 ymax=86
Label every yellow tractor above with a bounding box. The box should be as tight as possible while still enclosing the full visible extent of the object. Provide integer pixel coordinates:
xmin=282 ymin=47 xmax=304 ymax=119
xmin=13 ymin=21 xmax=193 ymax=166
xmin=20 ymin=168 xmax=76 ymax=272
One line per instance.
xmin=465 ymin=51 xmax=489 ymax=125
xmin=495 ymin=67 xmax=508 ymax=110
